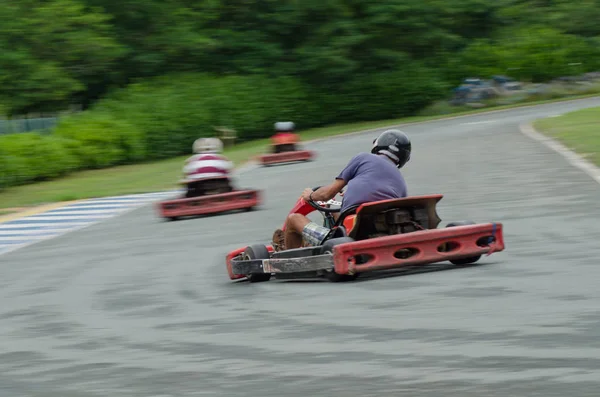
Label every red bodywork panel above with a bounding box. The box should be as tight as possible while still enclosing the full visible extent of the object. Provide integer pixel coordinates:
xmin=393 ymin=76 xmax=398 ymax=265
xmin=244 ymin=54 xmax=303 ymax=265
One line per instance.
xmin=157 ymin=189 xmax=260 ymax=219
xmin=259 ymin=150 xmax=314 ymax=165
xmin=332 ymin=223 xmax=504 ymax=275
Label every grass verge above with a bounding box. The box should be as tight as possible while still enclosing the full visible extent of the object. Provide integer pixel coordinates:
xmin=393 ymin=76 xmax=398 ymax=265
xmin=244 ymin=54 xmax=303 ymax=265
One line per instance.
xmin=533 ymin=106 xmax=600 ymax=167
xmin=1 ymin=92 xmax=600 ymax=212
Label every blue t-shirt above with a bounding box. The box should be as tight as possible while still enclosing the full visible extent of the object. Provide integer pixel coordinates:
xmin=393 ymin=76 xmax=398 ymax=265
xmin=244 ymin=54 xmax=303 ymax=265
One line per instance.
xmin=336 ymin=152 xmax=407 ymax=213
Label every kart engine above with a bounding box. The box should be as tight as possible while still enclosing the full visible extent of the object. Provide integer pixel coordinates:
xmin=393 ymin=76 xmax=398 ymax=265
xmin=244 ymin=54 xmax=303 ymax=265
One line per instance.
xmin=371 ymin=208 xmax=425 ymax=237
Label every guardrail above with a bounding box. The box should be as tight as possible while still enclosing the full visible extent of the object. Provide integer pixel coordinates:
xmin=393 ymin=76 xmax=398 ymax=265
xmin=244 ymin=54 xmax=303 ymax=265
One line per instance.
xmin=0 ymin=117 xmax=58 ymax=135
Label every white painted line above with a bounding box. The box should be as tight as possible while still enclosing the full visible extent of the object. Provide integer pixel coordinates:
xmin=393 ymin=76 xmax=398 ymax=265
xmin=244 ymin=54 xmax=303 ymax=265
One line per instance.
xmin=0 ymin=235 xmax=48 ymax=242
xmin=0 ymin=243 xmax=26 ymax=250
xmin=0 ymin=229 xmax=69 ymax=236
xmin=43 ymin=209 xmax=130 ymax=216
xmin=460 ymin=120 xmax=499 ymax=126
xmin=63 ymin=203 xmax=142 ymax=209
xmin=519 ymin=123 xmax=600 ymax=185
xmin=17 ymin=215 xmax=115 ymax=221
xmin=0 ymin=222 xmax=89 ymax=229
xmin=67 ymin=199 xmax=158 ymax=205
xmin=0 ymin=194 xmax=167 ymax=257
xmin=43 ymin=204 xmax=131 ymax=214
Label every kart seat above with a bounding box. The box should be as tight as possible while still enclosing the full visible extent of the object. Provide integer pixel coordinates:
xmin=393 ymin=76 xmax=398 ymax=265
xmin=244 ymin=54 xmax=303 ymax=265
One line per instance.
xmin=330 ymin=195 xmax=444 ymax=240
xmin=321 ymin=205 xmax=360 ymax=242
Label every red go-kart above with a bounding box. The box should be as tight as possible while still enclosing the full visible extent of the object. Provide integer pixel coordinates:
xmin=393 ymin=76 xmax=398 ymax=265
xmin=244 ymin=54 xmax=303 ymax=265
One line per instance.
xmin=226 ymin=188 xmax=504 ymax=282
xmin=157 ymin=176 xmax=260 ymax=221
xmin=258 ymin=122 xmax=314 ymax=166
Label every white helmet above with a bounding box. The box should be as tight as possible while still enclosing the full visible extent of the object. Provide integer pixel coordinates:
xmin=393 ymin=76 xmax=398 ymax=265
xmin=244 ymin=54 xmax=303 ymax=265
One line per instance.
xmin=193 ymin=137 xmax=223 ymax=154
xmin=274 ymin=121 xmax=295 ymax=132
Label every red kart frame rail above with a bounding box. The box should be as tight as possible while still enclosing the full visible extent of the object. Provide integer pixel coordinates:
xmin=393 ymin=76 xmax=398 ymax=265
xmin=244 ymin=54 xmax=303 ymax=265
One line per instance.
xmin=259 ymin=150 xmax=314 ymax=165
xmin=158 ymin=189 xmax=260 ymax=219
xmin=227 ymin=222 xmax=504 ymax=280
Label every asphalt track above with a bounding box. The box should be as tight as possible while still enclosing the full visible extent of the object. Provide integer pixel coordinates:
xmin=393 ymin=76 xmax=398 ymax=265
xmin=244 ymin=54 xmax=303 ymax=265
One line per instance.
xmin=2 ymin=97 xmax=600 ymax=397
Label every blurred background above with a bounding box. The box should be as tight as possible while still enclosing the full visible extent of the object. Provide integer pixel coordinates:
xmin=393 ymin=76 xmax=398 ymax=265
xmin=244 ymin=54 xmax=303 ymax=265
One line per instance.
xmin=2 ymin=0 xmax=600 ymax=198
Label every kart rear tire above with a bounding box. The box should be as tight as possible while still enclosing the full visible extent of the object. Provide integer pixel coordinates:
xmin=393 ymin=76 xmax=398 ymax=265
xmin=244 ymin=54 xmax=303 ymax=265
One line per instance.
xmin=445 ymin=221 xmax=481 ymax=265
xmin=320 ymin=237 xmax=359 ymax=282
xmin=243 ymin=244 xmax=272 ymax=283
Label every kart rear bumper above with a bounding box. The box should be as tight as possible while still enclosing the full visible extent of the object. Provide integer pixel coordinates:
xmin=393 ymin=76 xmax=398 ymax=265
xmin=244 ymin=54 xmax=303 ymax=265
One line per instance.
xmin=227 ymin=223 xmax=503 ymax=279
xmin=259 ymin=150 xmax=313 ymax=165
xmin=157 ymin=189 xmax=260 ymax=218
xmin=333 ymin=223 xmax=504 ymax=274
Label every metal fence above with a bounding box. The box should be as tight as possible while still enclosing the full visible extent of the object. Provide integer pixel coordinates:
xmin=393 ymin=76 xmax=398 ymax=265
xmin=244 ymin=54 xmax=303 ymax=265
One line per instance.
xmin=0 ymin=117 xmax=58 ymax=135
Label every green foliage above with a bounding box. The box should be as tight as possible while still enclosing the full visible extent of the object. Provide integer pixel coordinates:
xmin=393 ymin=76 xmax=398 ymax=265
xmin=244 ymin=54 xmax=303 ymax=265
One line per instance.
xmin=454 ymin=27 xmax=600 ymax=82
xmin=54 ymin=111 xmax=145 ymax=168
xmin=93 ymin=73 xmax=319 ymax=158
xmin=4 ymin=0 xmax=600 ymax=115
xmin=3 ymin=0 xmax=600 ymax=188
xmin=0 ymin=0 xmax=124 ymax=115
xmin=0 ymin=133 xmax=80 ymax=188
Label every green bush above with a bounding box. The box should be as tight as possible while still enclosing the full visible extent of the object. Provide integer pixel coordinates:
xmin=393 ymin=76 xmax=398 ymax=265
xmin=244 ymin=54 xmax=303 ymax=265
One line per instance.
xmin=0 ymin=152 xmax=26 ymax=190
xmin=0 ymin=133 xmax=80 ymax=186
xmin=453 ymin=27 xmax=600 ymax=82
xmin=54 ymin=111 xmax=145 ymax=168
xmin=95 ymin=73 xmax=319 ymax=158
xmin=95 ymin=75 xmax=214 ymax=159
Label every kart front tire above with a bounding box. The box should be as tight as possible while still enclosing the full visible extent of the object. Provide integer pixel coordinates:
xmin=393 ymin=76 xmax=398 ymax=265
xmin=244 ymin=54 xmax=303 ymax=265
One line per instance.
xmin=243 ymin=244 xmax=272 ymax=283
xmin=320 ymin=237 xmax=359 ymax=282
xmin=445 ymin=220 xmax=482 ymax=265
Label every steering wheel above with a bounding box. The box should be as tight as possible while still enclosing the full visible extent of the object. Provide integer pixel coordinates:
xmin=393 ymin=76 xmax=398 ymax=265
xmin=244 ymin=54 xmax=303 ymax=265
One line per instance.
xmin=306 ymin=186 xmax=342 ymax=213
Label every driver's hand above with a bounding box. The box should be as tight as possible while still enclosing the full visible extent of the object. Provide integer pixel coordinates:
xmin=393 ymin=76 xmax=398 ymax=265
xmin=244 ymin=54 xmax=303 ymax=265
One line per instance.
xmin=301 ymin=188 xmax=313 ymax=202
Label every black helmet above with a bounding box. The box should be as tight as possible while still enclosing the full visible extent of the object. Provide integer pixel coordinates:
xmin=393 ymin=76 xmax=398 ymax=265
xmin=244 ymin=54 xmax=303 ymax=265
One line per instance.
xmin=371 ymin=129 xmax=411 ymax=168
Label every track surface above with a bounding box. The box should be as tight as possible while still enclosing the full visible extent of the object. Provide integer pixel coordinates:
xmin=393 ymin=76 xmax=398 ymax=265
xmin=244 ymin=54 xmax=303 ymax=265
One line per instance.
xmin=2 ymin=98 xmax=600 ymax=397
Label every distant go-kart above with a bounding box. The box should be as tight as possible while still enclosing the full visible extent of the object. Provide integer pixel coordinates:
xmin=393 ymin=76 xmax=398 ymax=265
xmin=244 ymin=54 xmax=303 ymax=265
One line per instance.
xmin=258 ymin=121 xmax=314 ymax=166
xmin=157 ymin=176 xmax=260 ymax=221
xmin=226 ymin=189 xmax=505 ymax=282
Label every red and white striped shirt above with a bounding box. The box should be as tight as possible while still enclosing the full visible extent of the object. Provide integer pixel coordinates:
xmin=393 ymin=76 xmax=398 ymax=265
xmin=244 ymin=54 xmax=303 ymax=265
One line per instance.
xmin=182 ymin=153 xmax=234 ymax=182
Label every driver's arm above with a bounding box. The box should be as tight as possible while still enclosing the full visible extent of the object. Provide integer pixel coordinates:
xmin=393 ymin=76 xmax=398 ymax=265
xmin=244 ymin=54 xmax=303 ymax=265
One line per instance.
xmin=311 ymin=153 xmax=361 ymax=201
xmin=311 ymin=179 xmax=346 ymax=202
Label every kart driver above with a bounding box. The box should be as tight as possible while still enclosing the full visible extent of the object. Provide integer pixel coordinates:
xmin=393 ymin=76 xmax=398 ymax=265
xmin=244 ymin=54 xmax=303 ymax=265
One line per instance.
xmin=271 ymin=121 xmax=298 ymax=148
xmin=272 ymin=129 xmax=411 ymax=251
xmin=183 ymin=137 xmax=233 ymax=182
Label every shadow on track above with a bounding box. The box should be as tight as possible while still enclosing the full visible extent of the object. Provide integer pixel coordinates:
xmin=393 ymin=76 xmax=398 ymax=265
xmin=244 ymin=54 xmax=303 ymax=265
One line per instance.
xmin=160 ymin=207 xmax=263 ymax=222
xmin=229 ymin=260 xmax=499 ymax=285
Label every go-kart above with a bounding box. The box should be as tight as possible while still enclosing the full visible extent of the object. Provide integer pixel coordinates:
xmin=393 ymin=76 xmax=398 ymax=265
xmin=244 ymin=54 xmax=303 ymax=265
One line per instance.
xmin=157 ymin=176 xmax=260 ymax=221
xmin=258 ymin=122 xmax=314 ymax=166
xmin=226 ymin=187 xmax=504 ymax=282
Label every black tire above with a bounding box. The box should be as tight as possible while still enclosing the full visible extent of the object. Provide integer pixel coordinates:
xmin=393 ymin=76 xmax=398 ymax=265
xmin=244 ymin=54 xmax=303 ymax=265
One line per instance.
xmin=320 ymin=237 xmax=359 ymax=282
xmin=243 ymin=244 xmax=272 ymax=282
xmin=445 ymin=220 xmax=481 ymax=265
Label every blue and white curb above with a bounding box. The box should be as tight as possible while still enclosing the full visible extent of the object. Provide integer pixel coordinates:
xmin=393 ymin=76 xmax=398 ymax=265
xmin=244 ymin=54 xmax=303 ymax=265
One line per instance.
xmin=0 ymin=191 xmax=179 ymax=257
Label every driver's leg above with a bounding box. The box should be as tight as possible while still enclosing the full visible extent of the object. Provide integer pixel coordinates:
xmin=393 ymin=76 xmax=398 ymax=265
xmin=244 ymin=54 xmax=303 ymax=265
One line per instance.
xmin=283 ymin=214 xmax=311 ymax=250
xmin=287 ymin=213 xmax=331 ymax=249
xmin=273 ymin=213 xmax=329 ymax=251
xmin=273 ymin=214 xmax=330 ymax=251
